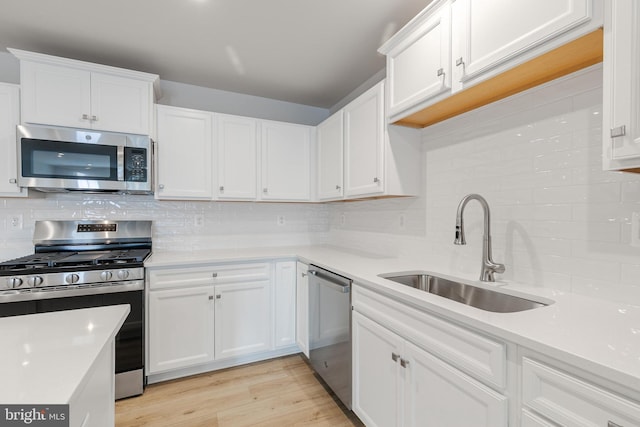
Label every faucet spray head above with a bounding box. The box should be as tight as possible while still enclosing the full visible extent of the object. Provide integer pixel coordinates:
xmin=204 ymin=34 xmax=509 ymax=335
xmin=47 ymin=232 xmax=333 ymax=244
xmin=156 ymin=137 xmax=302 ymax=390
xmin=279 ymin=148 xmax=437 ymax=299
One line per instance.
xmin=454 ymin=219 xmax=466 ymax=245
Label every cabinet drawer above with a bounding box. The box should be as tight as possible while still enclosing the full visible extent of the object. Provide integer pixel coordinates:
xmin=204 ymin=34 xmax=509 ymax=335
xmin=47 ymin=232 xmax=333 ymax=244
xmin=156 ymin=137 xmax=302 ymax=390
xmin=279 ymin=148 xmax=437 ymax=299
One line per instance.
xmin=353 ymin=284 xmax=506 ymax=389
xmin=148 ymin=263 xmax=271 ymax=290
xmin=522 ymin=357 xmax=640 ymax=427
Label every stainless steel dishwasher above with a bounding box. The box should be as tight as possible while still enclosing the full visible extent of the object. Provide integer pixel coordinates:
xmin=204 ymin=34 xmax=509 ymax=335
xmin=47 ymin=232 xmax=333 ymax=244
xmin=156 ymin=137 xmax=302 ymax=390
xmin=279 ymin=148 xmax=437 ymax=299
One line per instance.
xmin=308 ymin=265 xmax=352 ymax=409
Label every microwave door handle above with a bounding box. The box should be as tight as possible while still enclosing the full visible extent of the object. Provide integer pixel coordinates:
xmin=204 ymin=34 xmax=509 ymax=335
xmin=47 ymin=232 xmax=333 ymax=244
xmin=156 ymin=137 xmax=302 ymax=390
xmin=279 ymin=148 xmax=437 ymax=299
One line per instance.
xmin=117 ymin=146 xmax=125 ymax=181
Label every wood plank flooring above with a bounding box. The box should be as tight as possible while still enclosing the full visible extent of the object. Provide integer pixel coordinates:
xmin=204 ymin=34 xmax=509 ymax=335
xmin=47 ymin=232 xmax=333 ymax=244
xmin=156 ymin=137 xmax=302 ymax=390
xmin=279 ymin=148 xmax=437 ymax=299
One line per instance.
xmin=115 ymin=354 xmax=363 ymax=427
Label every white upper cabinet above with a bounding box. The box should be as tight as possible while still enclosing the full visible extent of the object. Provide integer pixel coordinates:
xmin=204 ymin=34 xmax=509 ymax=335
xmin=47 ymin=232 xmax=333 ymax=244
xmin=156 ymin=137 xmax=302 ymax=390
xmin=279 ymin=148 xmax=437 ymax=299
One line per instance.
xmin=344 ymin=82 xmax=385 ymax=197
xmin=344 ymin=81 xmax=421 ymax=199
xmin=216 ymin=114 xmax=258 ymax=200
xmin=0 ymin=83 xmax=27 ymax=197
xmin=379 ymin=0 xmax=603 ymax=127
xmin=603 ymin=0 xmax=640 ymax=171
xmin=316 ymin=111 xmax=344 ymax=201
xmin=451 ymin=0 xmax=597 ymax=90
xmin=11 ymin=49 xmax=158 ymax=135
xmin=260 ymin=120 xmax=311 ymax=201
xmin=385 ymin=5 xmax=452 ymax=121
xmin=155 ymin=105 xmax=214 ymax=200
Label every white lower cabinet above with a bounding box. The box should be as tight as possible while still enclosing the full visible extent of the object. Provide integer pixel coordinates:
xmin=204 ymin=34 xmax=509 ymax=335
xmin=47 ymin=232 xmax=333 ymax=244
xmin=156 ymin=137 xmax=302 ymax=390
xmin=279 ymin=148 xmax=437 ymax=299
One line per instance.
xmin=147 ymin=260 xmax=304 ymax=380
xmin=295 ymin=262 xmax=309 ymax=358
xmin=148 ymin=285 xmax=215 ymax=373
xmin=352 ymin=311 xmax=507 ymax=427
xmin=521 ymin=356 xmax=640 ymax=427
xmin=352 ymin=311 xmax=403 ymax=427
xmin=214 ymin=280 xmax=271 ymax=359
xmin=273 ymin=261 xmax=296 ymax=348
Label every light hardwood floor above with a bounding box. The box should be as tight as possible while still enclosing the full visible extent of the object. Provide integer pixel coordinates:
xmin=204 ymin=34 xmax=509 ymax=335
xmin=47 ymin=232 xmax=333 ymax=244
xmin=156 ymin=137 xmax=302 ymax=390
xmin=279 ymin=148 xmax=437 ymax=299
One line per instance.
xmin=115 ymin=355 xmax=363 ymax=426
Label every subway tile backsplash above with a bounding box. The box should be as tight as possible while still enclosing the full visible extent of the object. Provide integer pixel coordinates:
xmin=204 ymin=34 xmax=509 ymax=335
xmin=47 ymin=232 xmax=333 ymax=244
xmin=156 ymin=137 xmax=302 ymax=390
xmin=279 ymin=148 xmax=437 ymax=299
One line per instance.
xmin=0 ymin=195 xmax=330 ymax=260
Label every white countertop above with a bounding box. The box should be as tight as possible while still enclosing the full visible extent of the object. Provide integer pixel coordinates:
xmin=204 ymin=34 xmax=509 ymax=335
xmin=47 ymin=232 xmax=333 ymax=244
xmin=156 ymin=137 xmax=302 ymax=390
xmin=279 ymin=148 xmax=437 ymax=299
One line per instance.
xmin=1 ymin=305 xmax=130 ymax=404
xmin=146 ymin=245 xmax=640 ymax=392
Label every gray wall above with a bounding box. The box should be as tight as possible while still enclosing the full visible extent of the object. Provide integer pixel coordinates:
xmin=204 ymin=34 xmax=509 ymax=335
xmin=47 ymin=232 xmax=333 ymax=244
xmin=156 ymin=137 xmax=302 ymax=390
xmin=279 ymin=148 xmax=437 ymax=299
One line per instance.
xmin=0 ymin=51 xmax=329 ymax=126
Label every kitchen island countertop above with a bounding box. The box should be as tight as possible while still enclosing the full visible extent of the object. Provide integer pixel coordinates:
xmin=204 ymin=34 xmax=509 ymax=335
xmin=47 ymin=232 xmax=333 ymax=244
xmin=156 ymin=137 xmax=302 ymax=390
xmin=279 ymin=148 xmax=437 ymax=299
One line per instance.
xmin=0 ymin=304 xmax=130 ymax=404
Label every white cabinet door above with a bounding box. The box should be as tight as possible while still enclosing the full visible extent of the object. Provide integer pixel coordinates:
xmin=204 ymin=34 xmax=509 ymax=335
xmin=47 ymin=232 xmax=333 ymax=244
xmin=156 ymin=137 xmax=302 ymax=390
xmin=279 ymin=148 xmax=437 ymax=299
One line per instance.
xmin=0 ymin=83 xmax=26 ymax=197
xmin=316 ymin=111 xmax=344 ymax=200
xmin=20 ymin=60 xmax=152 ymax=134
xmin=155 ymin=105 xmax=214 ymax=200
xmin=295 ymin=262 xmax=309 ymax=358
xmin=273 ymin=261 xmax=296 ymax=348
xmin=404 ymin=341 xmax=507 ymax=427
xmin=344 ymin=81 xmax=385 ymax=197
xmin=148 ymin=286 xmax=215 ymax=374
xmin=90 ymin=72 xmax=151 ymax=135
xmin=20 ymin=61 xmax=92 ymax=129
xmin=386 ymin=5 xmax=452 ymax=120
xmin=260 ymin=120 xmax=311 ymax=201
xmin=216 ymin=114 xmax=258 ymax=199
xmin=214 ymin=281 xmax=271 ymax=359
xmin=352 ymin=311 xmax=403 ymax=427
xmin=451 ymin=0 xmax=592 ymax=90
xmin=603 ymin=0 xmax=640 ymax=170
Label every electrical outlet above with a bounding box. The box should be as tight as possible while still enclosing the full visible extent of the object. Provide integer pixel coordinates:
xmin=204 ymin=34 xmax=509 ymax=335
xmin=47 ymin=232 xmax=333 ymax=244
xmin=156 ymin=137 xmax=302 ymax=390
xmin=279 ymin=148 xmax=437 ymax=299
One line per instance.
xmin=277 ymin=215 xmax=285 ymax=226
xmin=9 ymin=215 xmax=23 ymax=230
xmin=632 ymin=212 xmax=640 ymax=247
xmin=194 ymin=214 xmax=204 ymax=227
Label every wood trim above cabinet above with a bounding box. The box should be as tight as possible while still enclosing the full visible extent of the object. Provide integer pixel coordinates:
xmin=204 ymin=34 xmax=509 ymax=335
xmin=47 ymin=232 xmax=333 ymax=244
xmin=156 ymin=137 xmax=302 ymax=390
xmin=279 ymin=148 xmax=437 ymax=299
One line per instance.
xmin=395 ymin=29 xmax=604 ymax=128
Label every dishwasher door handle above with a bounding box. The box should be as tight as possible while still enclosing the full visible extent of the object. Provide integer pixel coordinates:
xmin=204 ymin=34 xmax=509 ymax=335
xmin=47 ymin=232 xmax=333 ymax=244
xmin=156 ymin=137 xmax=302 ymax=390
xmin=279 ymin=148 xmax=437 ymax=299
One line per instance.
xmin=320 ymin=280 xmax=351 ymax=294
xmin=309 ymin=270 xmax=351 ymax=294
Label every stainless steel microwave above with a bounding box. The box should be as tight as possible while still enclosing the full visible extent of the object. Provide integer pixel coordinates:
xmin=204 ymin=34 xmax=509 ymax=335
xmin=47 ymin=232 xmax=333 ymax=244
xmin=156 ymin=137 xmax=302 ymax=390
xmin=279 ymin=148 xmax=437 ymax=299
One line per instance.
xmin=17 ymin=124 xmax=152 ymax=194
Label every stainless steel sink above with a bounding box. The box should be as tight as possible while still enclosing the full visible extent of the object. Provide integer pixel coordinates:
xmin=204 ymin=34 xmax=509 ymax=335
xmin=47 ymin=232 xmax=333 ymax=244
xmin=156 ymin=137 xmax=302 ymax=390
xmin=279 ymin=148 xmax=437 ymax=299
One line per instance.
xmin=379 ymin=272 xmax=548 ymax=313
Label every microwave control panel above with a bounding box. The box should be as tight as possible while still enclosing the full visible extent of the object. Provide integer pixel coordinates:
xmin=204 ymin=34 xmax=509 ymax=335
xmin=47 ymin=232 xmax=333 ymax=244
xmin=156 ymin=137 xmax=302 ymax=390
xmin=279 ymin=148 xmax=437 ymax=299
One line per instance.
xmin=125 ymin=147 xmax=148 ymax=182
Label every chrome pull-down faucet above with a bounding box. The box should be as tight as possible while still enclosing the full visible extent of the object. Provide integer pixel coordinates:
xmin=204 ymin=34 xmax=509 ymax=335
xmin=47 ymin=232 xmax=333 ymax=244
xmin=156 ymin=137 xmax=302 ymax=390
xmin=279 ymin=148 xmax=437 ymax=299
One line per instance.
xmin=454 ymin=194 xmax=505 ymax=282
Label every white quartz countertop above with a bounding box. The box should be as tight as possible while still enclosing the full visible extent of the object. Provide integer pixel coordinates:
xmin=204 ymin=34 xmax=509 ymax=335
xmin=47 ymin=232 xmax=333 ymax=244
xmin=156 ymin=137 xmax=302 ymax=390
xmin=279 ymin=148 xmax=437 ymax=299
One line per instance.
xmin=146 ymin=245 xmax=640 ymax=393
xmin=1 ymin=305 xmax=130 ymax=404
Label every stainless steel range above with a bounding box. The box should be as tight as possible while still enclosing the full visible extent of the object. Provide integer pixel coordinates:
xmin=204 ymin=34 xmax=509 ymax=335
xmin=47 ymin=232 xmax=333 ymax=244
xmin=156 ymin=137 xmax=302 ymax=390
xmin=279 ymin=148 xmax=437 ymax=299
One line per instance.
xmin=0 ymin=220 xmax=152 ymax=399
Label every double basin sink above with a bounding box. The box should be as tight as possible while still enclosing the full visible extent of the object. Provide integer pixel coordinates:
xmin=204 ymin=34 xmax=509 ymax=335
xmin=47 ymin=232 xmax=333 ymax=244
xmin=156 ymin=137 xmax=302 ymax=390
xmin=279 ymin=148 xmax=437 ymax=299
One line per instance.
xmin=379 ymin=272 xmax=549 ymax=313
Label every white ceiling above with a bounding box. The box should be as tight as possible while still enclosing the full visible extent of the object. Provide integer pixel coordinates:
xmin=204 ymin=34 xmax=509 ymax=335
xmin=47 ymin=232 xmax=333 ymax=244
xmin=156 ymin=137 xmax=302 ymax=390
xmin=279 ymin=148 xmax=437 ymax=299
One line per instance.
xmin=0 ymin=0 xmax=433 ymax=109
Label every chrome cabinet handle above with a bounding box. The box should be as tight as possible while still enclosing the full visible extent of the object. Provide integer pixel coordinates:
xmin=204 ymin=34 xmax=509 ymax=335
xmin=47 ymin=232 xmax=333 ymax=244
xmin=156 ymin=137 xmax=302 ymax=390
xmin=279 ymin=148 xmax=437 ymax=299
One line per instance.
xmin=437 ymin=68 xmax=444 ymax=77
xmin=301 ymin=272 xmax=307 ymax=277
xmin=455 ymin=57 xmax=465 ymax=67
xmin=391 ymin=353 xmax=400 ymax=362
xmin=91 ymin=115 xmax=98 ymax=121
xmin=219 ymin=186 xmax=224 ymax=192
xmin=400 ymin=358 xmax=409 ymax=368
xmin=81 ymin=114 xmax=89 ymax=120
xmin=158 ymin=184 xmax=165 ymax=189
xmin=336 ymin=185 xmax=341 ymax=190
xmin=208 ymin=295 xmax=214 ymax=300
xmin=212 ymin=273 xmax=218 ymax=278
xmin=263 ymin=188 xmax=268 ymax=193
xmin=216 ymin=294 xmax=221 ymax=299
xmin=9 ymin=178 xmax=16 ymax=184
xmin=373 ymin=177 xmax=380 ymax=183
